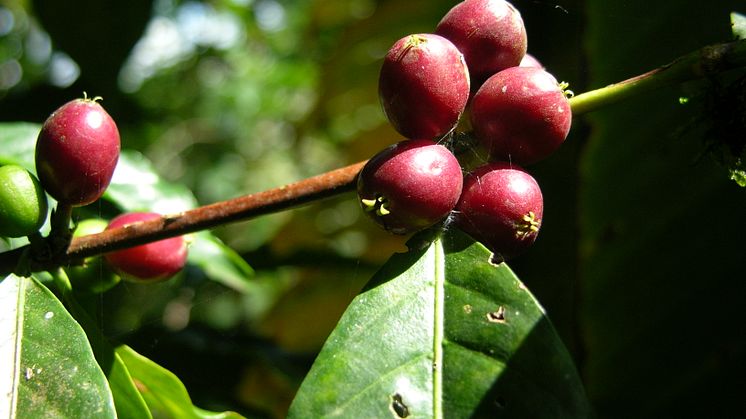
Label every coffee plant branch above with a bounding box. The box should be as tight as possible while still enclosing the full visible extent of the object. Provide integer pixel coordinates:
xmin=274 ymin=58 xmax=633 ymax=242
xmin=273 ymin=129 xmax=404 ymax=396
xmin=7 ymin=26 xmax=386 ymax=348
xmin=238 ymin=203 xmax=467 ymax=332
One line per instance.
xmin=569 ymin=38 xmax=746 ymax=114
xmin=0 ymin=39 xmax=744 ymax=277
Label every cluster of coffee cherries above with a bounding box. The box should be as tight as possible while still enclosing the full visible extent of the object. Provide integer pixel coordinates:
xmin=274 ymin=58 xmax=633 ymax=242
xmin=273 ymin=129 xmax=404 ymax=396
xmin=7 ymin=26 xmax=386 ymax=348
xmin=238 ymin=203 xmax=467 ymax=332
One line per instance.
xmin=0 ymin=96 xmax=187 ymax=286
xmin=357 ymin=0 xmax=572 ymax=261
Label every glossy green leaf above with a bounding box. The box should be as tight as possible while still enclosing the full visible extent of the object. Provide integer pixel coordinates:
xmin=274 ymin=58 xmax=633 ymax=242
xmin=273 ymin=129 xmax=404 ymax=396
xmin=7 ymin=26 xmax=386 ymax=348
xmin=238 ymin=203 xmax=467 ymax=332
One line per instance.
xmin=116 ymin=344 xmax=244 ymax=419
xmin=189 ymin=231 xmax=256 ymax=294
xmin=56 ymin=270 xmax=151 ymax=419
xmin=0 ymin=122 xmax=40 ymax=171
xmin=106 ymin=150 xmax=199 ymax=214
xmin=0 ymin=274 xmax=116 ymax=417
xmin=288 ymin=229 xmax=590 ymax=418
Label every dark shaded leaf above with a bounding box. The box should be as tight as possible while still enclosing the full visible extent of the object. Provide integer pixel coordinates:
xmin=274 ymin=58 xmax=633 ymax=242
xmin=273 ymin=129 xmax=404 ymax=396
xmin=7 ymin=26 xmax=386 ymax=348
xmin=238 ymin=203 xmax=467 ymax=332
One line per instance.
xmin=116 ymin=345 xmax=244 ymax=419
xmin=581 ymin=1 xmax=746 ymax=416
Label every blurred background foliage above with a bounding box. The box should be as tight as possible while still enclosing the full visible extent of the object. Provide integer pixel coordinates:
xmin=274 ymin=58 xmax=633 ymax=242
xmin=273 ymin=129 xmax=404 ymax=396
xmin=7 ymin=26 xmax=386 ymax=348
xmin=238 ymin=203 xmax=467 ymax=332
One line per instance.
xmin=0 ymin=0 xmax=743 ymax=417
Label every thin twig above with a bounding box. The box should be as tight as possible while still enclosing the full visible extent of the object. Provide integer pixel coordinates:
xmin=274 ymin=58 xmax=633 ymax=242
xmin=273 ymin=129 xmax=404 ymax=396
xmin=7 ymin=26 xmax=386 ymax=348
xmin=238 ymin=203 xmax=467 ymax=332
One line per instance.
xmin=0 ymin=161 xmax=365 ymax=276
xmin=568 ymin=39 xmax=746 ymax=114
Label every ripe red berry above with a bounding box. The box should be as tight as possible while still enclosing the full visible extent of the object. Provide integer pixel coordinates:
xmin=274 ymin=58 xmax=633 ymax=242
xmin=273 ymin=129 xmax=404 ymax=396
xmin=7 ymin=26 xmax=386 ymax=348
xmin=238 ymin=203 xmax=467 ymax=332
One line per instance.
xmin=519 ymin=53 xmax=543 ymax=69
xmin=378 ymin=33 xmax=470 ymax=140
xmin=455 ymin=162 xmax=543 ymax=261
xmin=436 ymin=0 xmax=527 ymax=90
xmin=357 ymin=139 xmax=463 ymax=234
xmin=104 ymin=212 xmax=188 ymax=282
xmin=471 ymin=66 xmax=572 ymax=165
xmin=35 ymin=96 xmax=120 ymax=206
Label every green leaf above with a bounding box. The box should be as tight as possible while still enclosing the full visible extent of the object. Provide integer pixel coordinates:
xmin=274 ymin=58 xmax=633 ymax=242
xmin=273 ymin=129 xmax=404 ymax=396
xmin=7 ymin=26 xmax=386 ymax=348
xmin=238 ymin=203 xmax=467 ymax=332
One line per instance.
xmin=288 ymin=229 xmax=589 ymax=418
xmin=733 ymin=12 xmax=746 ymax=39
xmin=0 ymin=122 xmax=40 ymax=171
xmin=54 ymin=269 xmax=151 ymax=419
xmin=581 ymin=1 xmax=746 ymax=416
xmin=189 ymin=231 xmax=255 ymax=294
xmin=105 ymin=150 xmax=199 ymax=214
xmin=0 ymin=274 xmax=116 ymax=417
xmin=116 ymin=344 xmax=244 ymax=419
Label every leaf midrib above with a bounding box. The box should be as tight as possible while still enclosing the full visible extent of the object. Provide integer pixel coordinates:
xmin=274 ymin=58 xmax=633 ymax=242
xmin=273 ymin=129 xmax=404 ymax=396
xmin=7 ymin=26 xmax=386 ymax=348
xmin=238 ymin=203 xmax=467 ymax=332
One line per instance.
xmin=432 ymin=235 xmax=444 ymax=419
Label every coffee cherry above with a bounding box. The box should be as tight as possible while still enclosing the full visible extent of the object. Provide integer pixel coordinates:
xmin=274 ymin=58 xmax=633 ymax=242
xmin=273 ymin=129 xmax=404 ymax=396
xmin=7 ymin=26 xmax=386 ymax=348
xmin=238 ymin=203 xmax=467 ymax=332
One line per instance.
xmin=0 ymin=165 xmax=48 ymax=238
xmin=69 ymin=218 xmax=121 ymax=294
xmin=455 ymin=162 xmax=543 ymax=261
xmin=35 ymin=96 xmax=120 ymax=206
xmin=436 ymin=0 xmax=527 ymax=90
xmin=358 ymin=139 xmax=463 ymax=234
xmin=379 ymin=33 xmax=470 ymax=140
xmin=103 ymin=212 xmax=188 ymax=282
xmin=519 ymin=53 xmax=543 ymax=68
xmin=471 ymin=66 xmax=572 ymax=165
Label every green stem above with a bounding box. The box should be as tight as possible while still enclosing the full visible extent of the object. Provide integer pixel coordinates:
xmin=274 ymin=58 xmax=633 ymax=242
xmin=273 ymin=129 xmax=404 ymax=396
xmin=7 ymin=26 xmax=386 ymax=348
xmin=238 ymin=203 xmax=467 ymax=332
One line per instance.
xmin=49 ymin=267 xmax=73 ymax=298
xmin=569 ymin=39 xmax=746 ymax=115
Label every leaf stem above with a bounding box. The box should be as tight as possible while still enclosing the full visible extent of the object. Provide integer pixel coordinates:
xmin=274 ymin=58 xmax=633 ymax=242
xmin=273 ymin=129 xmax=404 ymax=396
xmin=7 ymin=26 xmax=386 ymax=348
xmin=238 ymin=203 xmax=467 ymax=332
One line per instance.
xmin=0 ymin=40 xmax=745 ymax=276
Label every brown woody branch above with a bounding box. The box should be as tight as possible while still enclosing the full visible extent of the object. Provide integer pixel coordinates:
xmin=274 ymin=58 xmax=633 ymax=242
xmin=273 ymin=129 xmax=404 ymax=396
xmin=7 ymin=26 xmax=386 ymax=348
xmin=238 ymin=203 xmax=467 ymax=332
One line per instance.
xmin=0 ymin=161 xmax=365 ymax=276
xmin=1 ymin=39 xmax=745 ymax=277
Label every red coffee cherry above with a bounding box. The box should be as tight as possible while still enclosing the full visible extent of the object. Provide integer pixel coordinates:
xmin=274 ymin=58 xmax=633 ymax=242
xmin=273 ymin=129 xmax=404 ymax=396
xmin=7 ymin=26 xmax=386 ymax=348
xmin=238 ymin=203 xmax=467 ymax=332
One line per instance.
xmin=35 ymin=96 xmax=120 ymax=206
xmin=104 ymin=212 xmax=188 ymax=282
xmin=357 ymin=139 xmax=463 ymax=234
xmin=378 ymin=33 xmax=470 ymax=140
xmin=455 ymin=162 xmax=543 ymax=261
xmin=471 ymin=66 xmax=572 ymax=165
xmin=519 ymin=53 xmax=543 ymax=68
xmin=436 ymin=0 xmax=527 ymax=90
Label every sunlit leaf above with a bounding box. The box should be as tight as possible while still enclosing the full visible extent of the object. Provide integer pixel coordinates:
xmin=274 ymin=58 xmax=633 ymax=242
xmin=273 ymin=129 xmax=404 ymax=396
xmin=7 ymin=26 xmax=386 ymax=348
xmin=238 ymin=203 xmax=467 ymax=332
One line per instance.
xmin=0 ymin=123 xmax=40 ymax=171
xmin=732 ymin=12 xmax=746 ymax=39
xmin=188 ymin=231 xmax=255 ymax=294
xmin=0 ymin=274 xmax=116 ymax=417
xmin=105 ymin=150 xmax=198 ymax=215
xmin=116 ymin=344 xmax=244 ymax=419
xmin=57 ymin=271 xmax=151 ymax=419
xmin=288 ymin=229 xmax=590 ymax=418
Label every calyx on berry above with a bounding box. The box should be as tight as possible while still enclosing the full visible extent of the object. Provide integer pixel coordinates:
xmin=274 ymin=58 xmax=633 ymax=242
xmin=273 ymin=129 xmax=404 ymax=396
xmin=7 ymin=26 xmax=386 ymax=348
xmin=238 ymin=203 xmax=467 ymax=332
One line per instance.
xmin=455 ymin=162 xmax=544 ymax=261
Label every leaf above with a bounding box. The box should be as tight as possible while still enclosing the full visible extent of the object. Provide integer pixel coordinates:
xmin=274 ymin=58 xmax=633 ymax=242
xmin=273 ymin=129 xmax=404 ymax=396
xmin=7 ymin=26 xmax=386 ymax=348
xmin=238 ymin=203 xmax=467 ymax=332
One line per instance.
xmin=116 ymin=344 xmax=244 ymax=419
xmin=0 ymin=122 xmax=40 ymax=171
xmin=55 ymin=270 xmax=152 ymax=419
xmin=0 ymin=274 xmax=116 ymax=417
xmin=733 ymin=12 xmax=746 ymax=39
xmin=288 ymin=229 xmax=590 ymax=418
xmin=105 ymin=150 xmax=199 ymax=214
xmin=188 ymin=231 xmax=255 ymax=294
xmin=581 ymin=1 xmax=746 ymax=417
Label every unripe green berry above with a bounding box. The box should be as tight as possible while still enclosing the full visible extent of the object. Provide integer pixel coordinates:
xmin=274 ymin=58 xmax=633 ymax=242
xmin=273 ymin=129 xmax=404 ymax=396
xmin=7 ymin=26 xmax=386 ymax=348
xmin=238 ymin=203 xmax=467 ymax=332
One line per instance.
xmin=0 ymin=165 xmax=48 ymax=238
